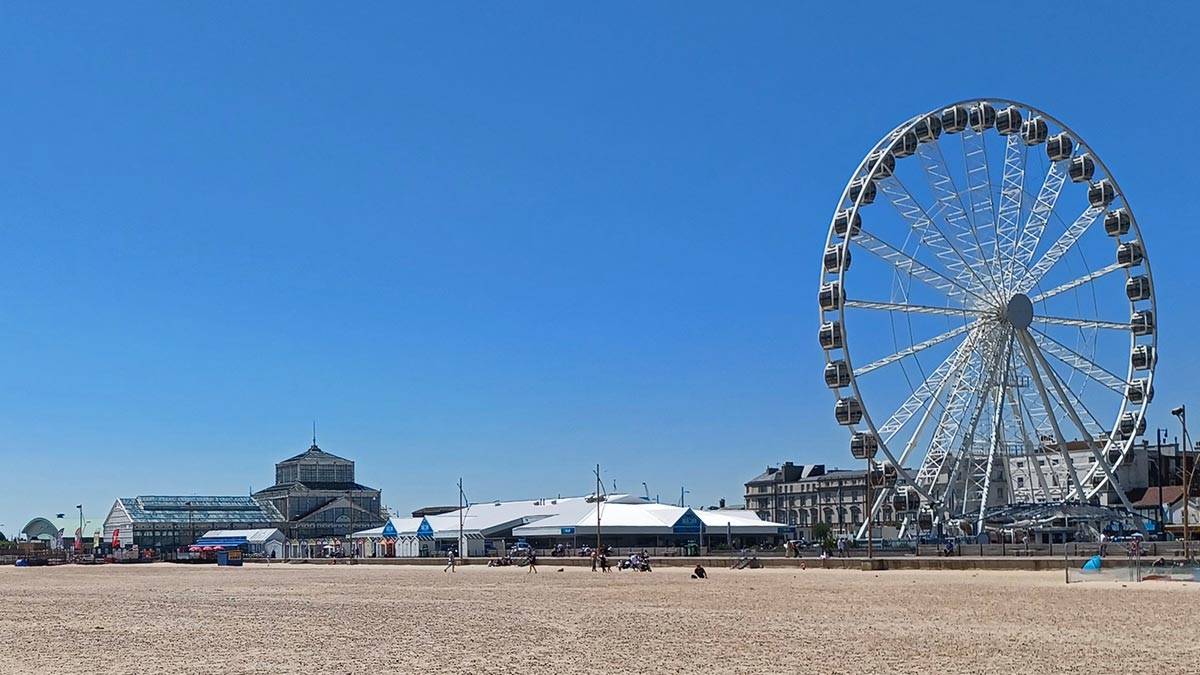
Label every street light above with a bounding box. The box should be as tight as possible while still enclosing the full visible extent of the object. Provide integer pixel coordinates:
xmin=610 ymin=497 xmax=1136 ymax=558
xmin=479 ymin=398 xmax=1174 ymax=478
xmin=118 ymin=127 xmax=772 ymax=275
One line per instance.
xmin=1171 ymin=405 xmax=1194 ymax=559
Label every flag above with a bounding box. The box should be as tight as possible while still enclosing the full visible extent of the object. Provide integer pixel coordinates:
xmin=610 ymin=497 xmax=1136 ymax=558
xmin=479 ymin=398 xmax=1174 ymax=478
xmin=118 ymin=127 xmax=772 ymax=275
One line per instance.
xmin=55 ymin=528 xmax=64 ymax=549
xmin=112 ymin=529 xmax=121 ymax=549
xmin=74 ymin=528 xmax=82 ymax=551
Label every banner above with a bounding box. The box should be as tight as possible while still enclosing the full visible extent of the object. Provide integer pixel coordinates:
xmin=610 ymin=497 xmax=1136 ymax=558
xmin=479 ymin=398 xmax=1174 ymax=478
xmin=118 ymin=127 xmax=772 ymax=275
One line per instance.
xmin=112 ymin=529 xmax=121 ymax=549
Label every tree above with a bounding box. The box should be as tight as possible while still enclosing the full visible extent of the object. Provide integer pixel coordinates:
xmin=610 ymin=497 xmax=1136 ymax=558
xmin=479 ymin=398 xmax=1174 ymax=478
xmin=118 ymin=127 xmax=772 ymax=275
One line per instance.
xmin=812 ymin=521 xmax=831 ymax=542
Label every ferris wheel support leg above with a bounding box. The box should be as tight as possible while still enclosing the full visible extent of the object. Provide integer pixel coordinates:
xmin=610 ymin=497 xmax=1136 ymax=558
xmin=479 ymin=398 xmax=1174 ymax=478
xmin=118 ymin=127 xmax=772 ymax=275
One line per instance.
xmin=975 ymin=335 xmax=1014 ymax=535
xmin=1018 ymin=328 xmax=1146 ymax=532
xmin=1015 ymin=330 xmax=1089 ymax=503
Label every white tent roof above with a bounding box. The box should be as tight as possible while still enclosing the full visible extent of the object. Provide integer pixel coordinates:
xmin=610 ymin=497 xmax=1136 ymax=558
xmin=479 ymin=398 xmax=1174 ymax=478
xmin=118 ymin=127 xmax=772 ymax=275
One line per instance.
xmin=513 ymin=502 xmax=785 ymax=537
xmin=198 ymin=528 xmax=284 ymax=543
xmin=352 ymin=496 xmax=786 ymax=541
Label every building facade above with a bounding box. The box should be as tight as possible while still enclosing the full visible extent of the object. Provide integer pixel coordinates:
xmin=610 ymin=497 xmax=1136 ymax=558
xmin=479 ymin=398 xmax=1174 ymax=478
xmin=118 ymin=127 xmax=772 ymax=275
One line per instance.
xmin=745 ymin=463 xmax=907 ymax=540
xmin=252 ymin=442 xmax=385 ymax=541
xmin=102 ymin=495 xmax=284 ymax=552
xmin=103 ymin=441 xmax=386 ymax=553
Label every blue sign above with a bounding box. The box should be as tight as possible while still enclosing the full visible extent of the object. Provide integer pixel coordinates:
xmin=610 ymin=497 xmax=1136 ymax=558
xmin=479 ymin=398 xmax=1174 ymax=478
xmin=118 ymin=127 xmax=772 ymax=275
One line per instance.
xmin=381 ymin=520 xmax=398 ymax=538
xmin=560 ymin=527 xmax=576 ymax=535
xmin=672 ymin=509 xmax=705 ymax=534
xmin=416 ymin=518 xmax=434 ymax=538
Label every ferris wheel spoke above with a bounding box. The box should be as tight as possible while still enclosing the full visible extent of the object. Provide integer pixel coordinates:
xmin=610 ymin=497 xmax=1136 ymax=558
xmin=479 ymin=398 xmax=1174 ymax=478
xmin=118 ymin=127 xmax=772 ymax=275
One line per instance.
xmin=1029 ymin=262 xmax=1123 ymax=304
xmin=917 ymin=143 xmax=1004 ymax=294
xmin=1031 ymin=315 xmax=1128 ymax=330
xmin=1028 ymin=328 xmax=1127 ymax=394
xmin=876 ymin=332 xmax=979 ymax=439
xmin=877 ymin=176 xmax=1005 ymax=305
xmin=1009 ymin=158 xmax=1069 ymax=281
xmin=853 ymin=230 xmax=989 ymax=304
xmin=1016 ymin=203 xmax=1107 ymax=293
xmin=958 ymin=124 xmax=1001 ymax=283
xmin=852 ymin=320 xmax=977 ymax=377
xmin=843 ymin=298 xmax=988 ymax=318
xmin=994 ymin=134 xmax=1027 ymax=293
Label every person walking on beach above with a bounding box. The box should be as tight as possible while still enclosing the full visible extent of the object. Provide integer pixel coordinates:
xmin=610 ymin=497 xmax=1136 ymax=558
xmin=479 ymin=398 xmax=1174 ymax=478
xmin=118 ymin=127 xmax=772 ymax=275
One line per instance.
xmin=526 ymin=550 xmax=538 ymax=574
xmin=591 ymin=549 xmax=599 ymax=572
xmin=444 ymin=548 xmax=457 ymax=573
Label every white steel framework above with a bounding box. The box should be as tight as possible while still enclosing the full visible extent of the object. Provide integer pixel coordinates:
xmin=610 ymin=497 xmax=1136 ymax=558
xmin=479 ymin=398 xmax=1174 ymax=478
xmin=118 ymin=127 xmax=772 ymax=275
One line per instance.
xmin=819 ymin=99 xmax=1157 ymax=539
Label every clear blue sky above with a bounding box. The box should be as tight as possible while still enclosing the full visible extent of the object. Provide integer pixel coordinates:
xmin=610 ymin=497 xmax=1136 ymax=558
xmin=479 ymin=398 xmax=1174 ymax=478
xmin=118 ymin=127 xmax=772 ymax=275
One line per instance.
xmin=2 ymin=3 xmax=1197 ymax=536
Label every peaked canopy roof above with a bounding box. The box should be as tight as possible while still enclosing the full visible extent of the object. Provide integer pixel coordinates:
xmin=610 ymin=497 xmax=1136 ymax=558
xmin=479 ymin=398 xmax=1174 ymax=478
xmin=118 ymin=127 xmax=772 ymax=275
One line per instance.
xmin=281 ymin=443 xmax=352 ymax=464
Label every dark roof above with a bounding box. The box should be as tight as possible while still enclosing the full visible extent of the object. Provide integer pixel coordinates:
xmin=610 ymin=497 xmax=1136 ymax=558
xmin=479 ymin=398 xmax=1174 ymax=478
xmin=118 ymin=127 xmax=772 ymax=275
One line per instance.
xmin=411 ymin=506 xmax=459 ymax=517
xmin=281 ymin=443 xmax=352 ymax=464
xmin=296 ymin=481 xmax=376 ymax=492
xmin=1131 ymin=486 xmax=1185 ymax=509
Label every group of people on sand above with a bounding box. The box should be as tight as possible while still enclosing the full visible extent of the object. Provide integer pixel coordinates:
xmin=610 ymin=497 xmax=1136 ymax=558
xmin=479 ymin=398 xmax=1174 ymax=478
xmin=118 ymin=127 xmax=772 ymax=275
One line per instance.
xmin=450 ymin=545 xmax=707 ymax=580
xmin=619 ymin=551 xmax=653 ymax=572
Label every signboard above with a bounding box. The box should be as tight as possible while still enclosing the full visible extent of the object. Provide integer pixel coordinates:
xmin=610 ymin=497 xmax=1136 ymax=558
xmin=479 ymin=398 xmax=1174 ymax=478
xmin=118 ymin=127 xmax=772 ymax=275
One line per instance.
xmin=381 ymin=520 xmax=398 ymax=538
xmin=672 ymin=509 xmax=705 ymax=535
xmin=560 ymin=527 xmax=576 ymax=535
xmin=416 ymin=518 xmax=434 ymax=538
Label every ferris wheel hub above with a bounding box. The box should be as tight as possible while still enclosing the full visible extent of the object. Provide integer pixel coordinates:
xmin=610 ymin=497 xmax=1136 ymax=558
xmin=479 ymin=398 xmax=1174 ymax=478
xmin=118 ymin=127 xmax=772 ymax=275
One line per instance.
xmin=1003 ymin=293 xmax=1034 ymax=329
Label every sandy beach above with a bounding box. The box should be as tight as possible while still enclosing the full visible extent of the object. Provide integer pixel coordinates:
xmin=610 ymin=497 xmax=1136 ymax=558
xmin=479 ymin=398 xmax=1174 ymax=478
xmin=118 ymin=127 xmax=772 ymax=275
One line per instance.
xmin=1 ymin=562 xmax=1196 ymax=674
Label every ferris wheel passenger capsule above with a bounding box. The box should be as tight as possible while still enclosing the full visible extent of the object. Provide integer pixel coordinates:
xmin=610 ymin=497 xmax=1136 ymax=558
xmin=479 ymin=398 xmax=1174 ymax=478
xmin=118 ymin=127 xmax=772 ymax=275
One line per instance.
xmin=850 ymin=431 xmax=878 ymax=459
xmin=823 ymin=245 xmax=852 ymax=273
xmin=913 ymin=115 xmax=942 ymax=143
xmin=824 ymin=360 xmax=852 ymax=388
xmin=892 ymin=130 xmax=919 ymax=158
xmin=1046 ymin=132 xmax=1073 ymax=161
xmin=969 ymin=102 xmax=996 ymax=131
xmin=818 ymin=321 xmax=844 ymax=350
xmin=994 ymin=106 xmax=1023 ymax=135
xmin=941 ymin=105 xmax=968 ymax=133
xmin=1088 ymin=180 xmax=1117 ymax=207
xmin=1126 ymin=378 xmax=1154 ymax=404
xmin=867 ymin=150 xmax=895 ymax=179
xmin=1069 ymin=155 xmax=1095 ymax=183
xmin=848 ymin=178 xmax=876 ymax=206
xmin=1116 ymin=412 xmax=1147 ymax=439
xmin=1126 ymin=275 xmax=1152 ymax=301
xmin=835 ymin=397 xmax=864 ymax=425
xmin=1117 ymin=241 xmax=1144 ymax=267
xmin=833 ymin=210 xmax=862 ymax=238
xmin=1131 ymin=345 xmax=1156 ymax=370
xmin=819 ymin=282 xmax=844 ymax=311
xmin=1022 ymin=117 xmax=1049 ymax=146
xmin=1130 ymin=310 xmax=1154 ymax=336
xmin=1105 ymin=208 xmax=1131 ymax=236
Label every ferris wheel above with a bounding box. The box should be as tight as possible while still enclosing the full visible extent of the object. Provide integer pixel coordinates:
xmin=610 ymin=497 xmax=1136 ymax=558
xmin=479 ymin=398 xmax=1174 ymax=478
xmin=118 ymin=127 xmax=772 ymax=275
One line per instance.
xmin=817 ymin=99 xmax=1156 ymax=536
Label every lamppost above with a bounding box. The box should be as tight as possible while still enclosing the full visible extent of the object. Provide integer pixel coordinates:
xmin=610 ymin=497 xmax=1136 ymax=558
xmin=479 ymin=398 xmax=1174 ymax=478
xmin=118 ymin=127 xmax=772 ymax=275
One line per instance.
xmin=1171 ymin=406 xmax=1194 ymax=559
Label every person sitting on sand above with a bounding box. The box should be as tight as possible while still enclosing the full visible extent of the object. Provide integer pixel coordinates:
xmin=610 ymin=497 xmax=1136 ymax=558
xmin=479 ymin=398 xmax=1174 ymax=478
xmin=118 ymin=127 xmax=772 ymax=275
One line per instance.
xmin=692 ymin=564 xmax=707 ymax=579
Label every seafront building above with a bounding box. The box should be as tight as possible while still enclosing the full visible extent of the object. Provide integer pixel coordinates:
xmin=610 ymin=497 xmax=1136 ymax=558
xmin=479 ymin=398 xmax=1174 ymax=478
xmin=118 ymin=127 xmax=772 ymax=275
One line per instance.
xmin=744 ymin=463 xmax=910 ymax=541
xmin=349 ymin=494 xmax=786 ymax=558
xmin=101 ymin=441 xmax=386 ymax=553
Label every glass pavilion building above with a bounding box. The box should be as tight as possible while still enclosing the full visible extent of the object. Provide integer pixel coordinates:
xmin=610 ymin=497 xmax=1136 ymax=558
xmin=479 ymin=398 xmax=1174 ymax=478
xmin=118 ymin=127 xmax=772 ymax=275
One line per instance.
xmin=102 ymin=442 xmax=385 ymax=553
